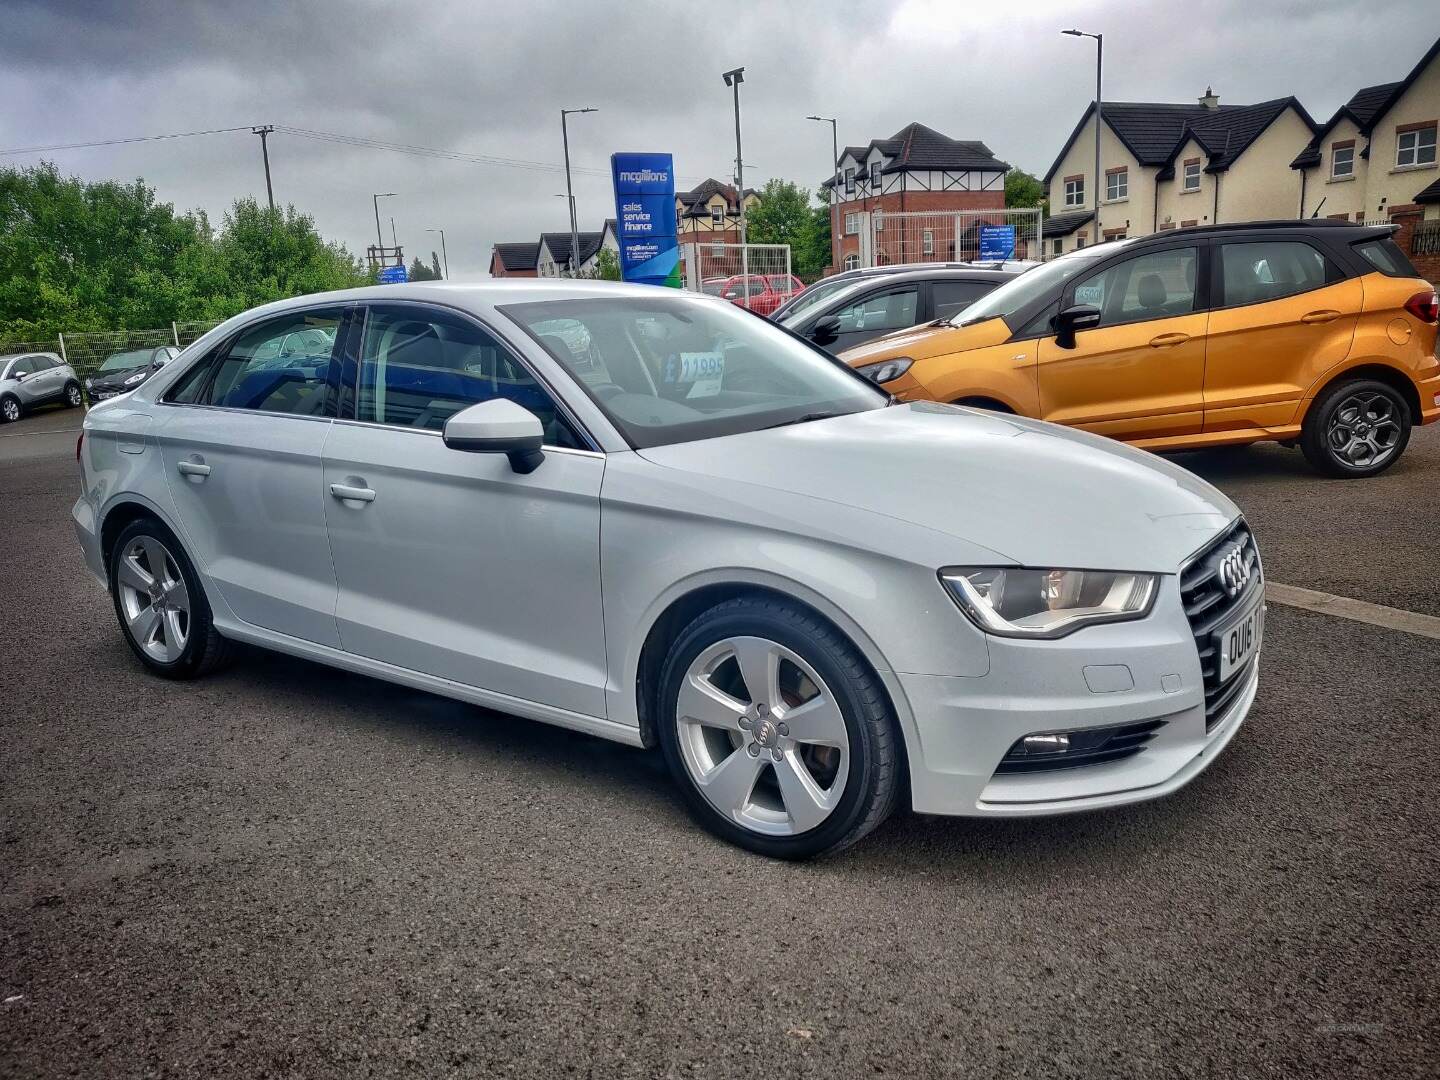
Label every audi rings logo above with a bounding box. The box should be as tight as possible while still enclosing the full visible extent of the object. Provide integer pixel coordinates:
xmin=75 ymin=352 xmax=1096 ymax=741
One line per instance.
xmin=1216 ymin=543 xmax=1256 ymax=598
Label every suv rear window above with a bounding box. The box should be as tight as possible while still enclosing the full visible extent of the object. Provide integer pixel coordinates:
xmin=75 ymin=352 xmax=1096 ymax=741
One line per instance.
xmin=1353 ymin=237 xmax=1418 ymax=278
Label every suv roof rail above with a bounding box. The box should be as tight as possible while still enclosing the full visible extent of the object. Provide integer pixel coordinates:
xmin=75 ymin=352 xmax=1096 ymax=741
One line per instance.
xmin=1152 ymin=218 xmax=1397 ymax=239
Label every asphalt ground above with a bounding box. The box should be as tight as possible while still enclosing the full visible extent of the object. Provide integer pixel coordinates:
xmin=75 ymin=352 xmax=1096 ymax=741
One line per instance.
xmin=2 ymin=403 xmax=1437 ymax=1079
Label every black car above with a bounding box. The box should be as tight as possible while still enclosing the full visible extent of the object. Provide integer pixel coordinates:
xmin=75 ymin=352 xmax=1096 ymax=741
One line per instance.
xmin=776 ymin=267 xmax=1019 ymax=353
xmin=85 ymin=346 xmax=182 ymax=402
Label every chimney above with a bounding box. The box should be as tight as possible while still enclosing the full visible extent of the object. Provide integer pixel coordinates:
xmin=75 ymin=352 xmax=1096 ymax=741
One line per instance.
xmin=1199 ymin=86 xmax=1220 ymax=110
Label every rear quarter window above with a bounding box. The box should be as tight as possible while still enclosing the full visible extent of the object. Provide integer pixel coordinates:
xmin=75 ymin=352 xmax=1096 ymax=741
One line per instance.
xmin=1353 ymin=238 xmax=1419 ymax=278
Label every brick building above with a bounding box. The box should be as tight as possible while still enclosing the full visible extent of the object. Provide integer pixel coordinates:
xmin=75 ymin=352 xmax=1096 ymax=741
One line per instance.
xmin=675 ymin=178 xmax=760 ymax=248
xmin=820 ymin=123 xmax=1009 ymax=271
xmin=489 ymin=242 xmax=539 ymax=278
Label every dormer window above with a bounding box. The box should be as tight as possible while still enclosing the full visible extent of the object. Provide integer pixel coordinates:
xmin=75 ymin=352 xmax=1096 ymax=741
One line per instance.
xmin=1331 ymin=141 xmax=1355 ymax=179
xmin=1183 ymin=159 xmax=1202 ymax=192
xmin=869 ymin=161 xmax=881 ymax=185
xmin=845 ymin=168 xmax=856 ymax=195
xmin=711 ymin=205 xmax=725 ymax=226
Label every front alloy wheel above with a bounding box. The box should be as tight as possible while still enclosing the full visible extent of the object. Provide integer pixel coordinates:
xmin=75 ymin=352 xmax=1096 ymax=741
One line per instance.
xmin=0 ymin=397 xmax=19 ymax=423
xmin=657 ymin=596 xmax=901 ymax=859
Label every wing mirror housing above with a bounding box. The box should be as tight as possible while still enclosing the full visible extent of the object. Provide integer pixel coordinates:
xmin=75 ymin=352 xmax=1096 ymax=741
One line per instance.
xmin=442 ymin=398 xmax=546 ymax=474
xmin=810 ymin=314 xmax=842 ymax=345
xmin=1053 ymin=304 xmax=1102 ymax=349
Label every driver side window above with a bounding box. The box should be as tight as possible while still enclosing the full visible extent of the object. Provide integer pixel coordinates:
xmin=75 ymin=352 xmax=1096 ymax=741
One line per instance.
xmin=833 ymin=287 xmax=919 ymax=334
xmin=1070 ymin=247 xmax=1198 ymax=327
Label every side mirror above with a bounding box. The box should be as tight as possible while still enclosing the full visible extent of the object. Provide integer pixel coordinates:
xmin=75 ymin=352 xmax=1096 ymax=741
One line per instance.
xmin=442 ymin=398 xmax=546 ymax=474
xmin=810 ymin=315 xmax=842 ymax=345
xmin=12 ymin=371 xmax=27 ymax=381
xmin=153 ymin=356 xmax=170 ymax=369
xmin=1053 ymin=304 xmax=1102 ymax=349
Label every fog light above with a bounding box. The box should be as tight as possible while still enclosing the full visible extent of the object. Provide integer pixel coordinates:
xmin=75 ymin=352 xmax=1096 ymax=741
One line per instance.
xmin=1019 ymin=733 xmax=1070 ymax=755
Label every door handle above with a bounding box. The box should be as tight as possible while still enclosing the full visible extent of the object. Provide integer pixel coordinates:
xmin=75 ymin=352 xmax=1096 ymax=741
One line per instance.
xmin=176 ymin=460 xmax=211 ymax=479
xmin=1301 ymin=310 xmax=1341 ymax=324
xmin=1148 ymin=332 xmax=1190 ymax=348
xmin=329 ymin=483 xmax=376 ymax=504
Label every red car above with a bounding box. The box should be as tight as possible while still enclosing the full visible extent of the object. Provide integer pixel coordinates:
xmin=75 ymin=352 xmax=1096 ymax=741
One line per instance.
xmin=702 ymin=274 xmax=806 ymax=316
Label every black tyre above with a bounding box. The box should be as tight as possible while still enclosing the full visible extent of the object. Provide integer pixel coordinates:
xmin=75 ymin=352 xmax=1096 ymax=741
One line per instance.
xmin=0 ymin=395 xmax=20 ymax=424
xmin=1300 ymin=378 xmax=1411 ymax=478
xmin=108 ymin=517 xmax=234 ymax=679
xmin=64 ymin=381 xmax=84 ymax=408
xmin=656 ymin=595 xmax=901 ymax=859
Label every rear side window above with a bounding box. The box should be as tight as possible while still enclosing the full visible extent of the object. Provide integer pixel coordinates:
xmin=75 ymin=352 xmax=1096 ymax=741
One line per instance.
xmin=1219 ymin=241 xmax=1329 ymax=306
xmin=932 ymin=280 xmax=995 ymax=320
xmin=185 ymin=308 xmax=344 ymax=414
xmin=1353 ymin=237 xmax=1418 ymax=278
xmin=834 ymin=286 xmax=920 ymax=334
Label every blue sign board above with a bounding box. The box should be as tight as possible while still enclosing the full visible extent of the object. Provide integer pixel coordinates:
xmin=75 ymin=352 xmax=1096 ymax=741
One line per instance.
xmin=978 ymin=224 xmax=1016 ymax=262
xmin=378 ymin=265 xmax=407 ymax=284
xmin=611 ymin=152 xmax=680 ymax=287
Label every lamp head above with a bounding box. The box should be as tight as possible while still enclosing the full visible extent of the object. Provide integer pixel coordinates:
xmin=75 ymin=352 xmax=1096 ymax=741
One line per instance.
xmin=722 ymin=67 xmax=745 ymax=87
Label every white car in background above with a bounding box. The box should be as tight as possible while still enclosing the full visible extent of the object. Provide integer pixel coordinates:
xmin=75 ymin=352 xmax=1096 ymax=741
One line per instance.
xmin=72 ymin=281 xmax=1262 ymax=858
xmin=0 ymin=352 xmax=84 ymax=421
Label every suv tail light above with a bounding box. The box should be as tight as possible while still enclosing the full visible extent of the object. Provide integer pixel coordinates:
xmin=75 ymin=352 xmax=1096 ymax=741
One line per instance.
xmin=1404 ymin=290 xmax=1439 ymax=324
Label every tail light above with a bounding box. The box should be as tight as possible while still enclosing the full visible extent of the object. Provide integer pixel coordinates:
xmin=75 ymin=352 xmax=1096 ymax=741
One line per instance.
xmin=1404 ymin=290 xmax=1439 ymax=324
xmin=76 ymin=431 xmax=84 ymax=461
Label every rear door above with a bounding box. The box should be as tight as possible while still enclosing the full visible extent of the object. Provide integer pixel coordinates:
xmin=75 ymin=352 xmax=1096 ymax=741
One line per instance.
xmin=157 ymin=305 xmax=348 ymax=647
xmin=1037 ymin=243 xmax=1208 ymax=440
xmin=1203 ymin=238 xmax=1360 ymax=433
xmin=321 ymin=302 xmax=609 ymax=717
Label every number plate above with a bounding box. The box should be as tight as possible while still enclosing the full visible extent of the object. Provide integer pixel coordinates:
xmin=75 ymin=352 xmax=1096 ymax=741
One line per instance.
xmin=1216 ymin=600 xmax=1263 ymax=682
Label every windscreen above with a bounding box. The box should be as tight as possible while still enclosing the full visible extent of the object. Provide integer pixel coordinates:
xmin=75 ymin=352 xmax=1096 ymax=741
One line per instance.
xmin=502 ymin=294 xmax=886 ymax=449
xmin=951 ymin=249 xmax=1106 ymax=328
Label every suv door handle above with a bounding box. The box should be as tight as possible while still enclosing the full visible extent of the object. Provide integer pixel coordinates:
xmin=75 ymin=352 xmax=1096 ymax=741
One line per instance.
xmin=1302 ymin=309 xmax=1341 ymax=324
xmin=176 ymin=460 xmax=211 ymax=479
xmin=1148 ymin=332 xmax=1190 ymax=348
xmin=329 ymin=483 xmax=376 ymax=504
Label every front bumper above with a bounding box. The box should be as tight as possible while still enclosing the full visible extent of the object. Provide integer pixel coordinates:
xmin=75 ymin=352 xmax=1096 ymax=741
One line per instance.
xmin=896 ymin=575 xmax=1257 ymax=817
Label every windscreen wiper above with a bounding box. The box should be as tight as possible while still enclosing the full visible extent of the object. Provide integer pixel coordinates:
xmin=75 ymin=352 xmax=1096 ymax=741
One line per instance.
xmin=763 ymin=410 xmax=848 ymax=430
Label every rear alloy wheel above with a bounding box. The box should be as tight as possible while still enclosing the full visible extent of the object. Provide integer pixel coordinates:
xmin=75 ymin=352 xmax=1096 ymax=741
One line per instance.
xmin=657 ymin=596 xmax=900 ymax=859
xmin=65 ymin=382 xmax=84 ymax=408
xmin=109 ymin=517 xmax=234 ymax=678
xmin=1301 ymin=378 xmax=1411 ymax=478
xmin=0 ymin=396 xmax=19 ymax=423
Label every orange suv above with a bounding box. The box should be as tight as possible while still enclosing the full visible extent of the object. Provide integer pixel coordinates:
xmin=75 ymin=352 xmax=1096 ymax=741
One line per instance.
xmin=840 ymin=221 xmax=1440 ymax=477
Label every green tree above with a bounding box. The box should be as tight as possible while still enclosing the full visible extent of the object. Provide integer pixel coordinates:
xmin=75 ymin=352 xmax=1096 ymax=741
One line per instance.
xmin=1004 ymin=168 xmax=1047 ymax=210
xmin=745 ymin=179 xmax=812 ymax=248
xmin=591 ymin=246 xmax=621 ymax=281
xmin=408 ymin=255 xmax=441 ymax=281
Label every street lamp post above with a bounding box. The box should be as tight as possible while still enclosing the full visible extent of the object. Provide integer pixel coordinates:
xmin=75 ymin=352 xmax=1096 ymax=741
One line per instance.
xmin=806 ymin=115 xmax=838 ymax=269
xmin=1063 ymin=29 xmax=1103 ymax=241
xmin=722 ymin=68 xmax=747 ymax=247
xmin=426 ymin=228 xmax=449 ymax=279
xmin=373 ymin=192 xmax=397 ymax=267
xmin=561 ymin=107 xmax=598 ymax=276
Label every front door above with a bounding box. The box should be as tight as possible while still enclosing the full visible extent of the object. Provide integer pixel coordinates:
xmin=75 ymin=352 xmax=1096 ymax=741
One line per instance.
xmin=322 ymin=301 xmax=608 ymax=718
xmin=1203 ymin=238 xmax=1362 ymax=432
xmin=1038 ymin=244 xmax=1207 ymax=441
xmin=157 ymin=305 xmax=348 ymax=647
xmin=820 ymin=282 xmax=922 ymax=351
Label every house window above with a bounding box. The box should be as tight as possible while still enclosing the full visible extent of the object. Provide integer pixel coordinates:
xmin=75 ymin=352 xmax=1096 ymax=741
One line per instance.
xmin=869 ymin=161 xmax=881 ymax=185
xmin=711 ymin=244 xmax=724 ymax=256
xmin=1331 ymin=142 xmax=1355 ymax=179
xmin=845 ymin=167 xmax=856 ymax=194
xmin=1064 ymin=177 xmax=1084 ymax=208
xmin=1183 ymin=160 xmax=1201 ymax=191
xmin=1075 ymin=233 xmax=1086 ymax=249
xmin=843 ymin=254 xmax=859 ymax=271
xmin=844 ymin=212 xmax=860 ymax=235
xmin=1106 ymin=168 xmax=1127 ymax=201
xmin=1396 ymin=124 xmax=1437 ymax=168
xmin=1052 ymin=238 xmax=1063 ymax=255
xmin=711 ymin=205 xmax=725 ymax=226
xmin=922 ymin=228 xmax=934 ymax=255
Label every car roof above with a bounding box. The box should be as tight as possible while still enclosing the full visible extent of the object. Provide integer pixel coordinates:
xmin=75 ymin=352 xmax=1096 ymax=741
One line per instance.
xmin=1124 ymin=218 xmax=1397 ymax=246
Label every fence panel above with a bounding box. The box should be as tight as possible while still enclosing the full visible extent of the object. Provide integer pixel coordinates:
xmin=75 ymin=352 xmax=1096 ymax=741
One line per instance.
xmin=682 ymin=242 xmax=794 ymax=311
xmin=0 ymin=322 xmax=222 ymax=383
xmin=864 ymin=208 xmax=1044 ymax=268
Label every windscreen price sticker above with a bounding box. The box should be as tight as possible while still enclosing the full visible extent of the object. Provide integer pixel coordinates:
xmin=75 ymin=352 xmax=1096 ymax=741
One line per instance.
xmin=671 ymin=351 xmax=725 ymax=398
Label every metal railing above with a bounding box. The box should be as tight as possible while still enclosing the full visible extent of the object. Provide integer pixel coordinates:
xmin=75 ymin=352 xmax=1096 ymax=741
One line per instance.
xmin=0 ymin=321 xmax=221 ymax=380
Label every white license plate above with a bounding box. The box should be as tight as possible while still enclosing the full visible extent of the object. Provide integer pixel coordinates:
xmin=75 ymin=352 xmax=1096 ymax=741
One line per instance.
xmin=1216 ymin=601 xmax=1263 ymax=682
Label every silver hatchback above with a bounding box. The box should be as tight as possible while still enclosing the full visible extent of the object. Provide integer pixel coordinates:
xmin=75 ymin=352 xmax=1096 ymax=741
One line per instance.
xmin=0 ymin=352 xmax=84 ymax=422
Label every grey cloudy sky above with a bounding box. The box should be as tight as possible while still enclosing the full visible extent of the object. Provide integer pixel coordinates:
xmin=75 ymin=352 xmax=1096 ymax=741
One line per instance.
xmin=1 ymin=0 xmax=1432 ymax=277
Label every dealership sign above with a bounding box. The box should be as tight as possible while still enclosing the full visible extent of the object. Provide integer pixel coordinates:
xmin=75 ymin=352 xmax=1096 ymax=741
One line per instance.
xmin=611 ymin=152 xmax=681 ymax=287
xmin=377 ymin=265 xmax=407 ymax=284
xmin=978 ymin=225 xmax=1016 ymax=262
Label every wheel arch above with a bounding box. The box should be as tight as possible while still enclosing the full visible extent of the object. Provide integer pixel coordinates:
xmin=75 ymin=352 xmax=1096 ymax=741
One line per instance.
xmin=1302 ymin=363 xmax=1422 ymax=425
xmin=950 ymin=395 xmax=1015 ymax=413
xmin=631 ymin=577 xmax=906 ymax=781
xmin=98 ymin=496 xmax=184 ymax=575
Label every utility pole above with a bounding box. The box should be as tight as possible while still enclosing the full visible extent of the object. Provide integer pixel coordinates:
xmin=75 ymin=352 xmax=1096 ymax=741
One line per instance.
xmin=252 ymin=125 xmax=275 ymax=213
xmin=427 ymin=228 xmax=449 ymax=279
xmin=807 ymin=115 xmax=838 ymax=268
xmin=1062 ymin=29 xmax=1104 ymax=240
xmin=561 ymin=107 xmax=598 ymax=276
xmin=723 ymin=68 xmax=747 ymax=246
xmin=373 ymin=192 xmax=397 ymax=268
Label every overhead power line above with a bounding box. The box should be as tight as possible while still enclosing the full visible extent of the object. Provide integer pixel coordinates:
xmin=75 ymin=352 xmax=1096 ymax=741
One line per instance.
xmin=0 ymin=125 xmax=254 ymax=157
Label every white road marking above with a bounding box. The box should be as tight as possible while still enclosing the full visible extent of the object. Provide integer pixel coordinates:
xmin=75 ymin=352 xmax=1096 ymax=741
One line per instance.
xmin=1267 ymin=583 xmax=1440 ymax=641
xmin=0 ymin=426 xmax=83 ymax=438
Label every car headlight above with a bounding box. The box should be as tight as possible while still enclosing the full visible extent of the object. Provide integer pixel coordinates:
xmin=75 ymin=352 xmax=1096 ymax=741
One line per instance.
xmin=854 ymin=357 xmax=914 ymax=384
xmin=84 ymin=377 xmax=93 ymax=389
xmin=123 ymin=371 xmax=148 ymax=386
xmin=940 ymin=567 xmax=1157 ymax=638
